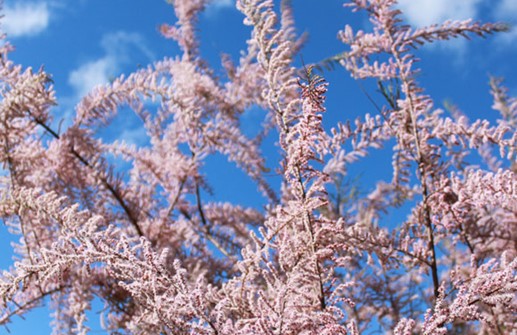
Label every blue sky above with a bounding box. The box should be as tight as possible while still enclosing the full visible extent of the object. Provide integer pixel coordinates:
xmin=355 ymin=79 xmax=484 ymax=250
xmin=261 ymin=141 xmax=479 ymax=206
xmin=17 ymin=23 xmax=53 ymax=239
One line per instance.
xmin=1 ymin=0 xmax=516 ymax=333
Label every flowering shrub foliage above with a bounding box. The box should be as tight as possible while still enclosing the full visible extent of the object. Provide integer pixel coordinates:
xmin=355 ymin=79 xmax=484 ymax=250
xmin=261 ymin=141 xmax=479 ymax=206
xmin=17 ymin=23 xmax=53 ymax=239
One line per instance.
xmin=0 ymin=0 xmax=516 ymax=334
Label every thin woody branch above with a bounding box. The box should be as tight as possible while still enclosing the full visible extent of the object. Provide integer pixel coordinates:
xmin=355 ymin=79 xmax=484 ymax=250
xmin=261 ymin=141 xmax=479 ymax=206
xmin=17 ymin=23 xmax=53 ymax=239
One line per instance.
xmin=27 ymin=111 xmax=144 ymax=237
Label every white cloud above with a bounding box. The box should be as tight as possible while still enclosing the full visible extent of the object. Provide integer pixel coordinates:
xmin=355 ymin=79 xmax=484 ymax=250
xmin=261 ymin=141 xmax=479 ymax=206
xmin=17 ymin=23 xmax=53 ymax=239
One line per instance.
xmin=397 ymin=0 xmax=482 ymax=28
xmin=394 ymin=0 xmax=517 ymax=49
xmin=395 ymin=0 xmax=489 ymax=57
xmin=68 ymin=58 xmax=114 ymax=98
xmin=2 ymin=2 xmax=50 ymax=37
xmin=68 ymin=31 xmax=154 ymax=98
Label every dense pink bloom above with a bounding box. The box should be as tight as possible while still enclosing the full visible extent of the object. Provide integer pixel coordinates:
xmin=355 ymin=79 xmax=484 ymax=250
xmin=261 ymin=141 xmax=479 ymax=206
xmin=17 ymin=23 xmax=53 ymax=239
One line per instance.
xmin=0 ymin=0 xmax=515 ymax=334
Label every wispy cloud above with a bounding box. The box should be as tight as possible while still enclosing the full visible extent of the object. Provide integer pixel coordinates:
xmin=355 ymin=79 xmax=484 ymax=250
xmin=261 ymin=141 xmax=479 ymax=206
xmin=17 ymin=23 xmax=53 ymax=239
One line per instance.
xmin=395 ymin=0 xmax=517 ymax=49
xmin=68 ymin=58 xmax=113 ymax=99
xmin=493 ymin=0 xmax=517 ymax=44
xmin=2 ymin=2 xmax=50 ymax=38
xmin=396 ymin=0 xmax=482 ymax=28
xmin=68 ymin=31 xmax=154 ymax=98
xmin=210 ymin=0 xmax=233 ymax=8
xmin=395 ymin=0 xmax=487 ymax=58
xmin=205 ymin=0 xmax=234 ymax=16
xmin=494 ymin=0 xmax=517 ymax=19
xmin=120 ymin=126 xmax=148 ymax=146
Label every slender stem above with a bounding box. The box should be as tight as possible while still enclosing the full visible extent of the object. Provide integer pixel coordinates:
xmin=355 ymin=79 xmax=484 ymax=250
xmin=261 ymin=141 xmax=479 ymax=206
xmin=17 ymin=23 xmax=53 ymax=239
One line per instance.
xmin=384 ymin=31 xmax=440 ymax=299
xmin=295 ymin=166 xmax=326 ymax=310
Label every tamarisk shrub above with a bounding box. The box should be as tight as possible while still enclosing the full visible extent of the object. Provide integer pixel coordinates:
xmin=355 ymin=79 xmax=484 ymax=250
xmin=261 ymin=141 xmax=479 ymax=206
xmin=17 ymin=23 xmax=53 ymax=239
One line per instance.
xmin=0 ymin=0 xmax=516 ymax=334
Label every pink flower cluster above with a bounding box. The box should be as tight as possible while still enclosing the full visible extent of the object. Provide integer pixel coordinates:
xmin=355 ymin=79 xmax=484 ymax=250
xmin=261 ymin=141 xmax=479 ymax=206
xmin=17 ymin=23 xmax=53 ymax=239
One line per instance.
xmin=0 ymin=0 xmax=515 ymax=334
